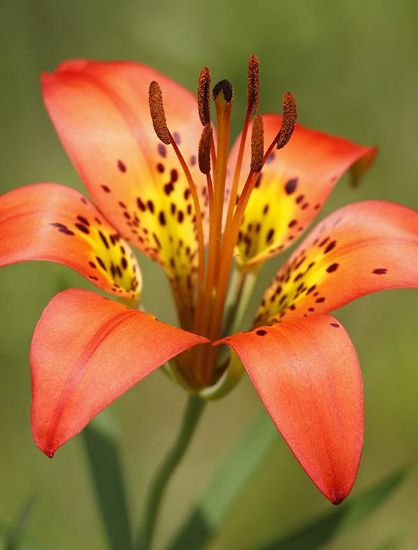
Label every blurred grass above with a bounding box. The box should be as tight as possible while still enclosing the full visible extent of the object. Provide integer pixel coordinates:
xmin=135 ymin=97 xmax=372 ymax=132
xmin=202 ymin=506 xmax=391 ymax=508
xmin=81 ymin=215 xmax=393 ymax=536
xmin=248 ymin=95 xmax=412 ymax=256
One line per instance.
xmin=0 ymin=0 xmax=418 ymax=549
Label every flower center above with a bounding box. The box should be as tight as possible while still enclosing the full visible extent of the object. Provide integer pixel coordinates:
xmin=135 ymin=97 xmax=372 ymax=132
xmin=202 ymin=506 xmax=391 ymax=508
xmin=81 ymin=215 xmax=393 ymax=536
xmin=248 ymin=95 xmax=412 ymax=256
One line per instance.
xmin=148 ymin=56 xmax=297 ymax=388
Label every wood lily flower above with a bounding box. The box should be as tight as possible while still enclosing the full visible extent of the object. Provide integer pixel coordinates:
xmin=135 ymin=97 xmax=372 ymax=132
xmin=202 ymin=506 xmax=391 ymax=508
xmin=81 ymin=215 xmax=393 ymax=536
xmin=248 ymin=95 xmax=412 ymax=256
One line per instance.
xmin=1 ymin=57 xmax=417 ymax=505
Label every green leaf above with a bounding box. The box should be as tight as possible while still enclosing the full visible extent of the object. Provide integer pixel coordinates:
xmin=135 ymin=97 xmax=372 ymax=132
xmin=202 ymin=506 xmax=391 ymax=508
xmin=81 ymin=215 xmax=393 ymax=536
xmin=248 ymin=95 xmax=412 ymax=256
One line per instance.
xmin=373 ymin=534 xmax=403 ymax=550
xmin=0 ymin=497 xmax=47 ymax=549
xmin=258 ymin=466 xmax=408 ymax=550
xmin=2 ymin=496 xmax=35 ymax=550
xmin=82 ymin=410 xmax=132 ymax=550
xmin=0 ymin=527 xmax=47 ymax=550
xmin=169 ymin=410 xmax=277 ymax=550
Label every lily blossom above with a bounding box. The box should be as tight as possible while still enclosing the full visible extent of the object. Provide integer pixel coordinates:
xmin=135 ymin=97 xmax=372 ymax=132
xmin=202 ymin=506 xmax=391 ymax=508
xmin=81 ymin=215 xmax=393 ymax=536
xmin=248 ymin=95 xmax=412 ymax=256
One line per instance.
xmin=1 ymin=56 xmax=417 ymax=506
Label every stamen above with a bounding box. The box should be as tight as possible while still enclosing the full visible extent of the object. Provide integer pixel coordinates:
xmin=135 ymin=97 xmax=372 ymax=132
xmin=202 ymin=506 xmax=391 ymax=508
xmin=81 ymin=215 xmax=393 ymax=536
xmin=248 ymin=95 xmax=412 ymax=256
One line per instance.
xmin=224 ymin=57 xmax=259 ymax=241
xmin=149 ymin=81 xmax=206 ymax=337
xmin=210 ymin=92 xmax=296 ymax=346
xmin=198 ymin=124 xmax=213 ymax=174
xmin=213 ymin=79 xmax=234 ymax=103
xmin=148 ymin=81 xmax=171 ymax=145
xmin=247 ymin=54 xmax=260 ymax=116
xmin=197 ymin=67 xmax=211 ymax=126
xmin=250 ymin=115 xmax=264 ymax=173
xmin=276 ymin=92 xmax=297 ymax=149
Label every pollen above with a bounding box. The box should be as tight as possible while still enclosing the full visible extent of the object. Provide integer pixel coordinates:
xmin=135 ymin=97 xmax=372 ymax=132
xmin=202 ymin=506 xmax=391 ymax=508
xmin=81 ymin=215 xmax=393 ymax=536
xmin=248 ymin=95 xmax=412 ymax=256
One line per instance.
xmin=251 ymin=115 xmax=264 ymax=173
xmin=247 ymin=54 xmax=260 ymax=116
xmin=198 ymin=123 xmax=213 ymax=174
xmin=276 ymin=92 xmax=297 ymax=150
xmin=149 ymin=81 xmax=171 ymax=145
xmin=197 ymin=67 xmax=211 ymax=126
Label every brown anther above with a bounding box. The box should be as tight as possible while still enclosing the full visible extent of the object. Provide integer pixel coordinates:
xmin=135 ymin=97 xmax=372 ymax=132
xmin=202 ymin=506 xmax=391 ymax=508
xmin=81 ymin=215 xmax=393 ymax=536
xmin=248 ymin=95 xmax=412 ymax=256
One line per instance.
xmin=250 ymin=115 xmax=264 ymax=172
xmin=197 ymin=67 xmax=211 ymax=126
xmin=247 ymin=54 xmax=260 ymax=116
xmin=198 ymin=124 xmax=213 ymax=174
xmin=276 ymin=92 xmax=297 ymax=150
xmin=149 ymin=81 xmax=171 ymax=145
xmin=213 ymin=79 xmax=234 ymax=103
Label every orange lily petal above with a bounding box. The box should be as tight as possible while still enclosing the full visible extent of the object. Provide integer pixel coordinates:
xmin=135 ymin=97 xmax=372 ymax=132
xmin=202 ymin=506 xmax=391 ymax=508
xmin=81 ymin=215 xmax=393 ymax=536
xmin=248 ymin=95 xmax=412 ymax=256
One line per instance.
xmin=0 ymin=183 xmax=141 ymax=301
xmin=42 ymin=60 xmax=206 ymax=322
xmin=229 ymin=114 xmax=376 ymax=267
xmin=256 ymin=201 xmax=418 ymax=325
xmin=219 ymin=314 xmax=363 ymax=504
xmin=31 ymin=288 xmax=207 ymax=456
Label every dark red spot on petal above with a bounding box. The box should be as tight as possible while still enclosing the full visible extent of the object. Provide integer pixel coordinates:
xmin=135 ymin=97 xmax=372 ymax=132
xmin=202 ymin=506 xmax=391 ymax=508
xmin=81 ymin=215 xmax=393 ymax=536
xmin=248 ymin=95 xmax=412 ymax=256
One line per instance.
xmin=159 ymin=211 xmax=166 ymax=226
xmin=158 ymin=143 xmax=167 ymax=158
xmin=98 ymin=231 xmax=109 ymax=249
xmin=324 ymin=240 xmax=336 ymax=254
xmin=171 ymin=169 xmax=179 ymax=182
xmin=75 ymin=223 xmax=90 ymax=234
xmin=117 ymin=160 xmax=127 ymax=173
xmin=284 ymin=178 xmax=298 ymax=194
xmin=266 ymin=229 xmax=275 ymax=243
xmin=96 ymin=257 xmax=107 ymax=271
xmin=137 ymin=197 xmax=146 ymax=212
xmin=326 ymin=263 xmax=339 ymax=273
xmin=256 ymin=329 xmax=267 ymax=336
xmin=372 ymin=268 xmax=387 ymax=274
xmin=77 ymin=215 xmax=90 ymax=226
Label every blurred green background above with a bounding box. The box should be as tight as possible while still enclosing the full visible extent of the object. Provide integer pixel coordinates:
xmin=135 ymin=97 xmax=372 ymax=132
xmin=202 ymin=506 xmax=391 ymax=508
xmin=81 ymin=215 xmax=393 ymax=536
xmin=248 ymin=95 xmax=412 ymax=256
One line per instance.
xmin=1 ymin=0 xmax=418 ymax=548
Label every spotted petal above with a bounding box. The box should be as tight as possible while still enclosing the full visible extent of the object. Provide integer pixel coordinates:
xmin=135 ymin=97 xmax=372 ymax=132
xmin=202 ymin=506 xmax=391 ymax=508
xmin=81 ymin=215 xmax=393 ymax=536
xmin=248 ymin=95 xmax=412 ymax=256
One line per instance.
xmin=256 ymin=201 xmax=418 ymax=325
xmin=0 ymin=183 xmax=141 ymax=301
xmin=42 ymin=60 xmax=206 ymax=325
xmin=230 ymin=114 xmax=376 ymax=267
xmin=219 ymin=314 xmax=363 ymax=504
xmin=31 ymin=288 xmax=207 ymax=456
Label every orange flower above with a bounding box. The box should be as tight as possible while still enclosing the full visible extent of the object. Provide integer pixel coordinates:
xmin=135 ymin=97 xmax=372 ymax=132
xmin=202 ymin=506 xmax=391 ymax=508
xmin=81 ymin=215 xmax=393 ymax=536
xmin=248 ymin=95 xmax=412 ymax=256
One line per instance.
xmin=1 ymin=57 xmax=417 ymax=505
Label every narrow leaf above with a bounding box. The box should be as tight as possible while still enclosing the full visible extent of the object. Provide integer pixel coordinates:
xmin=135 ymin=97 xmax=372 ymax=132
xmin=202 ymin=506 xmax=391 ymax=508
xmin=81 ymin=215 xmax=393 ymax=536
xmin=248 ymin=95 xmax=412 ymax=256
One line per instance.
xmin=1 ymin=514 xmax=47 ymax=550
xmin=258 ymin=466 xmax=407 ymax=550
xmin=0 ymin=530 xmax=47 ymax=550
xmin=170 ymin=410 xmax=277 ymax=550
xmin=82 ymin=410 xmax=132 ymax=550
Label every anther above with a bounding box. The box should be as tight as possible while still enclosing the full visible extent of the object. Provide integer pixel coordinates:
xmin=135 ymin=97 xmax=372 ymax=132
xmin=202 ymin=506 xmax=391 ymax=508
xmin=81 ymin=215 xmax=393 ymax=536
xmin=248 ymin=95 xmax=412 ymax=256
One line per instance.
xmin=276 ymin=92 xmax=297 ymax=150
xmin=247 ymin=54 xmax=260 ymax=116
xmin=213 ymin=79 xmax=234 ymax=103
xmin=197 ymin=67 xmax=211 ymax=126
xmin=198 ymin=124 xmax=213 ymax=174
xmin=148 ymin=81 xmax=171 ymax=145
xmin=250 ymin=115 xmax=264 ymax=173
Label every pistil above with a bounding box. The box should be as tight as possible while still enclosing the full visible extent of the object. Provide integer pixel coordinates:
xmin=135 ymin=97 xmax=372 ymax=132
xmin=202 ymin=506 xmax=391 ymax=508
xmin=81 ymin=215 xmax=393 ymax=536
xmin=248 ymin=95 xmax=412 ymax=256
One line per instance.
xmin=212 ymin=80 xmax=233 ymax=260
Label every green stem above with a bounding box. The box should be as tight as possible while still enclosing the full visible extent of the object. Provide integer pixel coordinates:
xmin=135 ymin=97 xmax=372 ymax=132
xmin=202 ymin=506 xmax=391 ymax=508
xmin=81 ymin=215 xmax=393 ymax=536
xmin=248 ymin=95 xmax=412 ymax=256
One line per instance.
xmin=137 ymin=395 xmax=206 ymax=550
xmin=223 ymin=268 xmax=258 ymax=336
